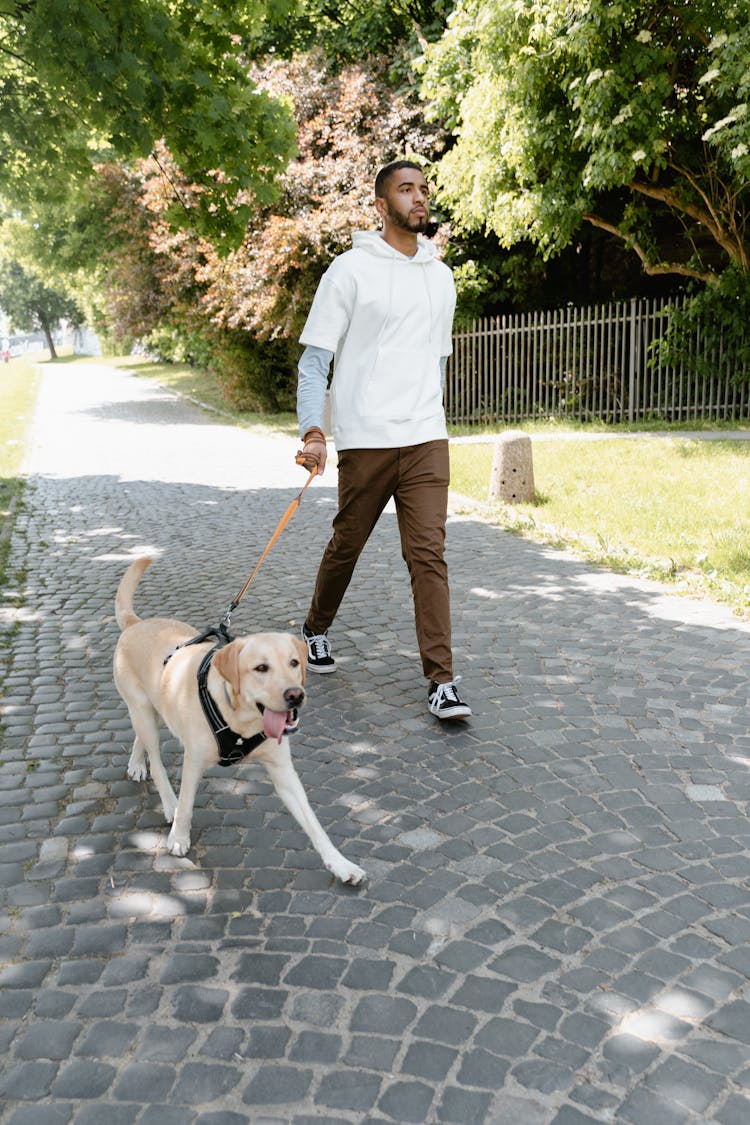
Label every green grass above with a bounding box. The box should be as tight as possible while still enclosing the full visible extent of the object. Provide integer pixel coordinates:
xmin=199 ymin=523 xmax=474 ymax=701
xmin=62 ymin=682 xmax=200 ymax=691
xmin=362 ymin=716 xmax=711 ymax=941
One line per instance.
xmin=0 ymin=355 xmax=42 ymax=554
xmin=450 ymin=436 xmax=750 ymax=615
xmin=0 ymin=353 xmax=44 ymax=709
xmin=448 ymin=415 xmax=750 ymax=437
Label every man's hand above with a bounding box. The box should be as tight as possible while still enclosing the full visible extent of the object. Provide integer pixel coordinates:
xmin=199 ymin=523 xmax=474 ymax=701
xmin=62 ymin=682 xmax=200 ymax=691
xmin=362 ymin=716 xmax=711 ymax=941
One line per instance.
xmin=296 ymin=427 xmax=327 ymax=475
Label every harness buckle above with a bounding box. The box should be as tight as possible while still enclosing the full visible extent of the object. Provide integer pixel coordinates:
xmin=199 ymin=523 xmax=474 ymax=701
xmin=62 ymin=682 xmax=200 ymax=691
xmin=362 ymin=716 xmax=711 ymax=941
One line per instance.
xmin=220 ymin=600 xmax=239 ymax=635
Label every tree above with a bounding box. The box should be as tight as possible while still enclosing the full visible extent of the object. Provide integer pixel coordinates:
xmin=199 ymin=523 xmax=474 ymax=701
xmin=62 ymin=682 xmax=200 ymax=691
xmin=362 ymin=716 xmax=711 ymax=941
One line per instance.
xmin=420 ymin=0 xmax=750 ymax=284
xmin=0 ymin=261 xmax=82 ymax=358
xmin=0 ymin=0 xmax=297 ymax=246
xmin=259 ymin=0 xmax=452 ymax=63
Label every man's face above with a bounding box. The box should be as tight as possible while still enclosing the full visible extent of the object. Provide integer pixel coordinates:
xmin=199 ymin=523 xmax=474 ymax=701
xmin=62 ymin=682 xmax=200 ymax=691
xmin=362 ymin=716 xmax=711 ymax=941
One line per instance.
xmin=376 ymin=169 xmax=430 ymax=233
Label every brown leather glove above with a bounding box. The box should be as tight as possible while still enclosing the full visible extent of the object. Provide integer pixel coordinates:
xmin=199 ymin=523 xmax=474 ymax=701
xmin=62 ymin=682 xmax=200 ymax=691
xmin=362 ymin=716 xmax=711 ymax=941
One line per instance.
xmin=295 ymin=427 xmax=327 ymax=475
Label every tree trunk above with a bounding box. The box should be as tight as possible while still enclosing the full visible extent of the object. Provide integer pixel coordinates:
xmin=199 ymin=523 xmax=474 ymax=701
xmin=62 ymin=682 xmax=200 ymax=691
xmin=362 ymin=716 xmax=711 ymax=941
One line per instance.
xmin=38 ymin=312 xmax=57 ymax=359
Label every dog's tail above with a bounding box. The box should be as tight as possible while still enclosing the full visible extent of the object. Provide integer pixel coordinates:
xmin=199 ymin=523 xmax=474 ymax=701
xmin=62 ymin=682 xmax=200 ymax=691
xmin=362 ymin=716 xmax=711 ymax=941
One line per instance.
xmin=115 ymin=556 xmax=154 ymax=631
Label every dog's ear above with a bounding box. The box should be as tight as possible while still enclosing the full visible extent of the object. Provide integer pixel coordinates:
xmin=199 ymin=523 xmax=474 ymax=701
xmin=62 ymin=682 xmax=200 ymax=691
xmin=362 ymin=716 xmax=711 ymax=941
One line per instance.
xmin=294 ymin=637 xmax=308 ymax=685
xmin=213 ymin=640 xmax=243 ymax=696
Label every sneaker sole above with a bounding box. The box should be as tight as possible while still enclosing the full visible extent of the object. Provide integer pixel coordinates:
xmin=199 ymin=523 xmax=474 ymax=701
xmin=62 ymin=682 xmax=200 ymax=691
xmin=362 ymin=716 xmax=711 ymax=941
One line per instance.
xmin=307 ymin=662 xmax=336 ymax=674
xmin=430 ymin=705 xmax=472 ymax=720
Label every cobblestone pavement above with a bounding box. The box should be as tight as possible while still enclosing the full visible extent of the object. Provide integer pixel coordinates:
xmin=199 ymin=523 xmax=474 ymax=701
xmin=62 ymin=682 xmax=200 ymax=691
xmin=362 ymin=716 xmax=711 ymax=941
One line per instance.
xmin=2 ymin=362 xmax=750 ymax=1125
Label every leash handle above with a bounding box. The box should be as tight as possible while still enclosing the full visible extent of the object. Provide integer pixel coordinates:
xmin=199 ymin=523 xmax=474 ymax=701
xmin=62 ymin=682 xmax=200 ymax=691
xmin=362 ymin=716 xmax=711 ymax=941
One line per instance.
xmin=295 ymin=449 xmax=320 ymax=472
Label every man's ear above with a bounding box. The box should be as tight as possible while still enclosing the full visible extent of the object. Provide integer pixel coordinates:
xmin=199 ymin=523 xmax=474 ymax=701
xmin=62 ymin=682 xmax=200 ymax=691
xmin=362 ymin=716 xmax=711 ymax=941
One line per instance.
xmin=294 ymin=637 xmax=308 ymax=685
xmin=213 ymin=640 xmax=243 ymax=696
xmin=374 ymin=196 xmax=387 ymax=223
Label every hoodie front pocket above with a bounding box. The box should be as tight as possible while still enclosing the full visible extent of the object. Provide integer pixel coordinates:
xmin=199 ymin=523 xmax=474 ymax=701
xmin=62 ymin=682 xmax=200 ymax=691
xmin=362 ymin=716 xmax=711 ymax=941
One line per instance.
xmin=360 ymin=347 xmax=442 ymax=423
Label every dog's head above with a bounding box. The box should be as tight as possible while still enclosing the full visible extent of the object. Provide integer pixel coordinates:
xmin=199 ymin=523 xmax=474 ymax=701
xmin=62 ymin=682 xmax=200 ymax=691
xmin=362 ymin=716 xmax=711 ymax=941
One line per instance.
xmin=213 ymin=632 xmax=307 ymax=742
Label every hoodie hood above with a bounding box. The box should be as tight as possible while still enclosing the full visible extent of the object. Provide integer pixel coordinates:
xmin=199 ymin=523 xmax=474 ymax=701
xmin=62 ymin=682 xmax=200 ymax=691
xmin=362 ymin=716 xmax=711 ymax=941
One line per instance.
xmin=352 ymin=230 xmax=438 ymax=263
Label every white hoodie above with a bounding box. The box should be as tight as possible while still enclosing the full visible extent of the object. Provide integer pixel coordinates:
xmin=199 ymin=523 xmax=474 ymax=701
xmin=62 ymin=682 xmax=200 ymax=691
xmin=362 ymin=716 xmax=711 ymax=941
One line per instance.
xmin=299 ymin=230 xmax=456 ymax=450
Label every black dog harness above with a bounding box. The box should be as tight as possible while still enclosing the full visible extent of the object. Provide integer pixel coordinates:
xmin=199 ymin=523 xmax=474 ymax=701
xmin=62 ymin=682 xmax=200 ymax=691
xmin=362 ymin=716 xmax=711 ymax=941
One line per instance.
xmin=197 ymin=647 xmax=268 ymax=767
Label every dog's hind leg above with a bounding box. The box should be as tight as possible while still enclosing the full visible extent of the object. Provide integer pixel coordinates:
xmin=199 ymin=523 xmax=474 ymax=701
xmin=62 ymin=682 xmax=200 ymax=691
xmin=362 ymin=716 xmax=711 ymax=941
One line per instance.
xmin=123 ymin=697 xmax=178 ymax=824
xmin=126 ymin=735 xmax=148 ymax=783
xmin=168 ymin=749 xmax=213 ymax=857
xmin=258 ymin=742 xmax=366 ymax=886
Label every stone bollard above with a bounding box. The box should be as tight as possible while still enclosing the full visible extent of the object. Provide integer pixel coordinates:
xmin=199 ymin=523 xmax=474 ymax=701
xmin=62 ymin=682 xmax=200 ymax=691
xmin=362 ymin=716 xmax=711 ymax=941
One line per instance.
xmin=488 ymin=430 xmax=535 ymax=503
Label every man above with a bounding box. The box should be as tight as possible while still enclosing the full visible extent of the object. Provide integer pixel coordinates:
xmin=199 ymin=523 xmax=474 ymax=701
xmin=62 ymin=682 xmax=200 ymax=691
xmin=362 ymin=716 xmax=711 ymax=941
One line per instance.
xmin=295 ymin=160 xmax=470 ymax=720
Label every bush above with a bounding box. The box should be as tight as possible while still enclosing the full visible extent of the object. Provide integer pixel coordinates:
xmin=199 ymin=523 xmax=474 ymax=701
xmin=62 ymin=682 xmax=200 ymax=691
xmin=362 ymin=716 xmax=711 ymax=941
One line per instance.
xmin=142 ymin=323 xmax=214 ymax=369
xmin=656 ymin=267 xmax=750 ymax=385
xmin=209 ymin=331 xmax=298 ymax=413
xmin=139 ymin=321 xmax=298 ymax=412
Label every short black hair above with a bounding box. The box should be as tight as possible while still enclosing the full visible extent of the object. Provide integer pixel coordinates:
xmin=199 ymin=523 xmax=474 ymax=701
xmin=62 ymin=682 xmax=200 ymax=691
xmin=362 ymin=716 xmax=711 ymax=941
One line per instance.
xmin=374 ymin=160 xmax=424 ymax=198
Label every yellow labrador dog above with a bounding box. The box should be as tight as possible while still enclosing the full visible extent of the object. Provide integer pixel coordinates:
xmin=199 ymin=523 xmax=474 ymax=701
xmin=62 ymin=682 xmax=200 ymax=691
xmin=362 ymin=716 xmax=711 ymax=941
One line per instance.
xmin=113 ymin=557 xmax=365 ymax=885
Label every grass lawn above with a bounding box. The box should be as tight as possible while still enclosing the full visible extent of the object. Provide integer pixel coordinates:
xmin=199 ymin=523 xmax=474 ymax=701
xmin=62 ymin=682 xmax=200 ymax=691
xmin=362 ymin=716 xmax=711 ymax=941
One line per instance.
xmin=450 ymin=436 xmax=750 ymax=616
xmin=449 ymin=416 xmax=750 ymax=437
xmin=1 ymin=357 xmax=41 ymax=533
xmin=0 ymin=355 xmax=42 ymax=568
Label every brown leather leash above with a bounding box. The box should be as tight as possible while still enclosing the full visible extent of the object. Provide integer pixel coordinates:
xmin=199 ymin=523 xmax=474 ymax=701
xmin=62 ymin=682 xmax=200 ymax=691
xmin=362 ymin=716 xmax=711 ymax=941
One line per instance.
xmin=163 ymin=449 xmax=321 ymax=660
xmin=218 ymin=449 xmax=319 ymax=633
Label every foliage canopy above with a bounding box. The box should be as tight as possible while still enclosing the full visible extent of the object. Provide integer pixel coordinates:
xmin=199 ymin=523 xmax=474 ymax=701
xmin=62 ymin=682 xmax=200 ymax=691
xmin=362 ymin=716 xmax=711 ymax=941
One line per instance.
xmin=0 ymin=0 xmax=297 ymax=245
xmin=261 ymin=0 xmax=452 ymax=62
xmin=421 ymin=0 xmax=750 ymax=282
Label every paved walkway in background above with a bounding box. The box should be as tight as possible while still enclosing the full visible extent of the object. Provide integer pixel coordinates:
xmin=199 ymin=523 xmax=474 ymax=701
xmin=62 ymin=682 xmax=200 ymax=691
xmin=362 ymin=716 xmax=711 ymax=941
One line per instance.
xmin=2 ymin=363 xmax=750 ymax=1125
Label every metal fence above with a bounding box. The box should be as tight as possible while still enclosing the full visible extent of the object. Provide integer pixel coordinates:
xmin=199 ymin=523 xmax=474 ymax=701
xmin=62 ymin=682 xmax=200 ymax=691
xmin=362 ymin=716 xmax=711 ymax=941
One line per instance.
xmin=446 ymin=296 xmax=750 ymax=426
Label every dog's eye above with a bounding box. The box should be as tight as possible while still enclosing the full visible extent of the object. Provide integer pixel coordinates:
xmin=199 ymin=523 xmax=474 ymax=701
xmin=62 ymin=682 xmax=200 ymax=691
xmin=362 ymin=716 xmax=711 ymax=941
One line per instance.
xmin=290 ymin=659 xmax=299 ymax=668
xmin=254 ymin=663 xmax=269 ymax=673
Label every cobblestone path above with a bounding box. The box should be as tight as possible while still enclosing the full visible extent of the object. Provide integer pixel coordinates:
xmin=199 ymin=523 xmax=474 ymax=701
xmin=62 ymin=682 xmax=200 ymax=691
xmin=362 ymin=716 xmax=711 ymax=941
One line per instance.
xmin=2 ymin=363 xmax=750 ymax=1124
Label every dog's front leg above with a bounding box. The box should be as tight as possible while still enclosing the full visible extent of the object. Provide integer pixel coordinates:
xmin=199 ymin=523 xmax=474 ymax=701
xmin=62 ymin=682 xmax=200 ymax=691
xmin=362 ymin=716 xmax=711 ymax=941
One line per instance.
xmin=259 ymin=742 xmax=365 ymax=886
xmin=167 ymin=747 xmax=210 ymax=857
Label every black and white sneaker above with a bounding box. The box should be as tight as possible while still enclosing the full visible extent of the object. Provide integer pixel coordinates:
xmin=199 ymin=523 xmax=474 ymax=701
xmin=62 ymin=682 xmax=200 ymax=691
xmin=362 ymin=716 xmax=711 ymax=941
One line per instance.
xmin=428 ymin=678 xmax=472 ymax=720
xmin=301 ymin=623 xmax=336 ymax=673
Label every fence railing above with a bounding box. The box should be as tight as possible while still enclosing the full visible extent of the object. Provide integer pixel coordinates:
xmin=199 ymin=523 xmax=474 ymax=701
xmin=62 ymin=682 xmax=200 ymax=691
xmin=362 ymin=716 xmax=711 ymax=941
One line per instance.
xmin=446 ymin=297 xmax=749 ymax=426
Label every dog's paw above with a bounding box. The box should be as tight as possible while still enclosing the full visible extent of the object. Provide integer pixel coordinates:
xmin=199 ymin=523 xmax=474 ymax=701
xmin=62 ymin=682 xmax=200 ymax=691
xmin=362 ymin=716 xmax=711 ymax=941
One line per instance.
xmin=329 ymin=858 xmax=366 ymax=886
xmin=162 ymin=799 xmax=177 ymax=824
xmin=167 ymin=829 xmax=190 ymax=857
xmin=127 ymin=760 xmax=148 ymax=783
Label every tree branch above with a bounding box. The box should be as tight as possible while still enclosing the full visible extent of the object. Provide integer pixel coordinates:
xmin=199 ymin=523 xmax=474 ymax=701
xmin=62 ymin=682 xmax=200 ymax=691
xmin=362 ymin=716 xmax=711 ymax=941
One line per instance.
xmin=0 ymin=38 xmax=29 ymax=64
xmin=670 ymin=159 xmax=750 ymax=271
xmin=149 ymin=149 xmax=193 ymax=217
xmin=582 ymin=212 xmax=720 ymax=284
xmin=628 ymin=175 xmax=746 ymax=267
xmin=0 ymin=2 xmax=35 ymax=14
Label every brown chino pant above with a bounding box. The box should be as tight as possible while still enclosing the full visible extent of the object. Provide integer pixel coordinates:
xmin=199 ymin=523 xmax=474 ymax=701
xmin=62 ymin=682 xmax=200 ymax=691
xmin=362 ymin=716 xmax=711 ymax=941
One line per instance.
xmin=307 ymin=439 xmax=453 ymax=683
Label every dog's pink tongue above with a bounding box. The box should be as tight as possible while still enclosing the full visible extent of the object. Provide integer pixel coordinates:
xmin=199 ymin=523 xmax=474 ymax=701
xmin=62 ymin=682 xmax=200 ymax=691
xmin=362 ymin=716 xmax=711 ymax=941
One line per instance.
xmin=263 ymin=709 xmax=288 ymax=744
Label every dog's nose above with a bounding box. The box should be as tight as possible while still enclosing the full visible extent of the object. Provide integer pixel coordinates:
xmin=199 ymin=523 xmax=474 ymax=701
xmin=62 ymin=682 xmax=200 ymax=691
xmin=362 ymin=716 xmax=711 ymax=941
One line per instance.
xmin=284 ymin=687 xmax=305 ymax=707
